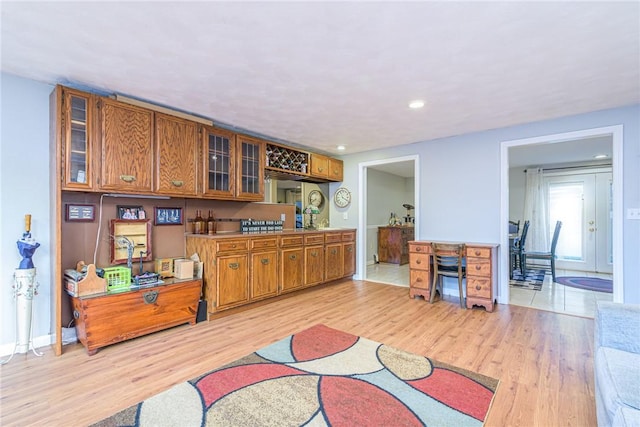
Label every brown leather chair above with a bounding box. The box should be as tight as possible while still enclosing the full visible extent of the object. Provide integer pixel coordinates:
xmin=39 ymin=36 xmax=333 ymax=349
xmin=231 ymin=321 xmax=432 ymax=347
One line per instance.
xmin=430 ymin=242 xmax=466 ymax=308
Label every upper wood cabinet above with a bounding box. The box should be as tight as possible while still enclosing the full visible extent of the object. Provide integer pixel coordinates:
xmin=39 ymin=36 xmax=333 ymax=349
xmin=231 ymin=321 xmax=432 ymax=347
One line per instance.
xmin=310 ymin=153 xmax=343 ymax=182
xmin=58 ymin=87 xmax=96 ymax=190
xmin=154 ymin=113 xmax=199 ymax=196
xmin=310 ymin=153 xmax=329 ymax=179
xmin=97 ymin=97 xmax=154 ymax=193
xmin=235 ymin=134 xmax=265 ymax=201
xmin=202 ymin=126 xmax=236 ymax=199
xmin=328 ymin=157 xmax=344 ymax=182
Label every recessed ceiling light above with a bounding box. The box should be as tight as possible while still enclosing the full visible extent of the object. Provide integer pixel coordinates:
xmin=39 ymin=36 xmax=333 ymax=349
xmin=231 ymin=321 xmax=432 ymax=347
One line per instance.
xmin=337 ymin=145 xmax=346 ymax=151
xmin=409 ymin=100 xmax=425 ymax=109
xmin=594 ymin=154 xmax=608 ymax=159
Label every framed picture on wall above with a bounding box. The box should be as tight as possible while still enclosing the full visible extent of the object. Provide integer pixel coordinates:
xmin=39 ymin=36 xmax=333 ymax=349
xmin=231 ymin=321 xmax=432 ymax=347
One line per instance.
xmin=117 ymin=205 xmax=145 ymax=220
xmin=154 ymin=207 xmax=183 ymax=225
xmin=65 ymin=204 xmax=95 ymax=222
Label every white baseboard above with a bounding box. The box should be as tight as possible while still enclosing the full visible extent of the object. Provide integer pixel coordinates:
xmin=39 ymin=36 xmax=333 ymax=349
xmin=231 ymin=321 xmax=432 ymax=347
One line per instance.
xmin=0 ymin=334 xmax=53 ymax=358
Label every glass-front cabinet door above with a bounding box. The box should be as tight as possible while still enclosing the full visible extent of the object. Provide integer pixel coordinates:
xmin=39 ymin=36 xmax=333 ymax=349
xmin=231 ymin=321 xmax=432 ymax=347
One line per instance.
xmin=202 ymin=126 xmax=235 ymax=199
xmin=62 ymin=87 xmax=94 ymax=190
xmin=236 ymin=135 xmax=264 ymax=201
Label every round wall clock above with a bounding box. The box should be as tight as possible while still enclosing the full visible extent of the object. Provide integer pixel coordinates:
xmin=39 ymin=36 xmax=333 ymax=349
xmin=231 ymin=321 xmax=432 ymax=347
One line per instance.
xmin=308 ymin=190 xmax=325 ymax=210
xmin=334 ymin=187 xmax=351 ymax=208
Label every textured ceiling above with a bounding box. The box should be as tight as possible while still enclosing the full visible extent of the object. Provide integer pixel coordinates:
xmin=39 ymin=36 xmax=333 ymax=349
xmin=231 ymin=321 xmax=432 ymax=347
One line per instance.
xmin=1 ymin=2 xmax=639 ymax=156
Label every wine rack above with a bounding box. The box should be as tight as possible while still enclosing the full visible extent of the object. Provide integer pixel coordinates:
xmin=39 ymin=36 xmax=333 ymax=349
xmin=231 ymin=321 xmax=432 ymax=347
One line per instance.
xmin=265 ymin=143 xmax=309 ymax=175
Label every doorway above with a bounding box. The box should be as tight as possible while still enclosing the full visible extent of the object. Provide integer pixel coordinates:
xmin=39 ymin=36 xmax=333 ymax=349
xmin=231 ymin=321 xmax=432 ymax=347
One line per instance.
xmin=500 ymin=125 xmax=624 ymax=309
xmin=356 ymin=155 xmax=419 ymax=285
xmin=545 ymin=170 xmax=613 ymax=274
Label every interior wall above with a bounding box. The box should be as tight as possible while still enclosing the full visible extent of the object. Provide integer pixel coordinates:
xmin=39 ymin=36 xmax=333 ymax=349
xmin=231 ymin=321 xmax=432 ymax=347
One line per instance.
xmin=509 ymin=167 xmax=527 ymax=223
xmin=365 ymin=169 xmax=412 ymax=263
xmin=338 ymin=103 xmax=640 ymax=304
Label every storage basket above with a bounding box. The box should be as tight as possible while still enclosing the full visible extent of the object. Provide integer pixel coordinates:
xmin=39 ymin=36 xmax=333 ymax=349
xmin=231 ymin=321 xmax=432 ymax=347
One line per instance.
xmin=103 ymin=266 xmax=131 ymax=292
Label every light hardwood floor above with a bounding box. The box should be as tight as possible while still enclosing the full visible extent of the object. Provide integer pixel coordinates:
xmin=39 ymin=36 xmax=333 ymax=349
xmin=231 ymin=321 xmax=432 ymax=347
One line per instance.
xmin=0 ymin=279 xmax=596 ymax=426
xmin=367 ymin=262 xmax=613 ymax=318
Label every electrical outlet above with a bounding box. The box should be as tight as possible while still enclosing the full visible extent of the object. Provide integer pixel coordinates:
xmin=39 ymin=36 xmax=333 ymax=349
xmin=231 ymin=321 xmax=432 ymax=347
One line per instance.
xmin=627 ymin=208 xmax=640 ymax=220
xmin=281 ymin=213 xmax=286 ymax=221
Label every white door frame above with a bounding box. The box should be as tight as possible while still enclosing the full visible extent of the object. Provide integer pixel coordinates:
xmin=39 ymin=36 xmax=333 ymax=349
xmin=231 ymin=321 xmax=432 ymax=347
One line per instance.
xmin=499 ymin=125 xmax=624 ymax=304
xmin=355 ymin=155 xmax=420 ymax=281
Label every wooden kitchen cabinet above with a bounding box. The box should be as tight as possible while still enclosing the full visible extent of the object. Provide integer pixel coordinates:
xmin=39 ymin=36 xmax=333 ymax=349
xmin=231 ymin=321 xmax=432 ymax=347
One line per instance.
xmin=304 ymin=233 xmax=325 ymax=286
xmin=342 ymin=230 xmax=356 ymax=277
xmin=56 ymin=86 xmax=96 ymax=190
xmin=378 ymin=226 xmax=414 ymax=265
xmin=328 ymin=157 xmax=344 ymax=182
xmin=250 ymin=236 xmax=279 ymax=300
xmin=280 ymin=235 xmax=305 ymax=293
xmin=154 ymin=113 xmax=199 ymax=196
xmin=202 ymin=126 xmax=236 ymax=199
xmin=325 ymin=232 xmax=344 ymax=281
xmin=71 ymin=279 xmax=202 ymax=355
xmin=97 ymin=97 xmax=154 ymax=193
xmin=235 ymin=134 xmax=264 ymax=201
xmin=310 ymin=153 xmax=329 ymax=179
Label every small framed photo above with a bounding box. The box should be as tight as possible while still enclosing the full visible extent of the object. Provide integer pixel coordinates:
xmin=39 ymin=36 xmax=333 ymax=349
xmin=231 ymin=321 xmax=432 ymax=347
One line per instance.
xmin=117 ymin=205 xmax=145 ymax=220
xmin=65 ymin=204 xmax=95 ymax=222
xmin=154 ymin=207 xmax=183 ymax=226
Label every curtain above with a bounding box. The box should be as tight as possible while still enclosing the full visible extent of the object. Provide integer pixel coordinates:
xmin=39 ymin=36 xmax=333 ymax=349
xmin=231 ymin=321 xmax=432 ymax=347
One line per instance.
xmin=523 ymin=167 xmax=549 ymax=252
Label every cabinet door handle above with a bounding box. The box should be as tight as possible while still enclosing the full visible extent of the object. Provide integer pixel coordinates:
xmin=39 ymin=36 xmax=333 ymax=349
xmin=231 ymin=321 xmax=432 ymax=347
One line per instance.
xmin=229 ymin=263 xmax=239 ymax=270
xmin=318 ymin=167 xmax=324 ymax=172
xmin=331 ymin=249 xmax=337 ymax=255
xmin=311 ymin=252 xmax=318 ymax=257
xmin=347 ymin=247 xmax=353 ymax=253
xmin=261 ymin=258 xmax=270 ymax=265
xmin=120 ymin=175 xmax=136 ymax=183
xmin=171 ymin=180 xmax=184 ymax=187
xmin=143 ymin=290 xmax=159 ymax=304
xmin=289 ymin=254 xmax=297 ymax=260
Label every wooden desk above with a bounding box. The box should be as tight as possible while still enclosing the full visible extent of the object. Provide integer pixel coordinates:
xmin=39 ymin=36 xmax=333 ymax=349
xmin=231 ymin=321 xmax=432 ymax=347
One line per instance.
xmin=408 ymin=240 xmax=498 ymax=312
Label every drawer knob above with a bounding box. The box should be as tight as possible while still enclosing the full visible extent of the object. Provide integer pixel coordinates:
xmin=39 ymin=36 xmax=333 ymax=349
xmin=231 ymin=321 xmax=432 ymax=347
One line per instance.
xmin=289 ymin=254 xmax=297 ymax=260
xmin=261 ymin=258 xmax=270 ymax=265
xmin=311 ymin=252 xmax=318 ymax=257
xmin=229 ymin=263 xmax=240 ymax=270
xmin=416 ymin=278 xmax=422 ymax=282
xmin=416 ymin=259 xmax=421 ymax=264
xmin=416 ymin=247 xmax=422 ymax=251
xmin=73 ymin=310 xmax=80 ymax=319
xmin=119 ymin=174 xmax=136 ymax=183
xmin=475 ymin=285 xmax=482 ymax=291
xmin=331 ymin=249 xmax=337 ymax=255
xmin=143 ymin=290 xmax=159 ymax=304
xmin=232 ymin=244 xmax=237 ymax=248
xmin=475 ymin=250 xmax=481 ymax=256
xmin=475 ymin=265 xmax=481 ymax=270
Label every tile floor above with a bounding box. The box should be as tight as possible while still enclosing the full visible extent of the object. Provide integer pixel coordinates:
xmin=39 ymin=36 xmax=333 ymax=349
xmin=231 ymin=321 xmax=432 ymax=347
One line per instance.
xmin=365 ymin=263 xmax=613 ymax=318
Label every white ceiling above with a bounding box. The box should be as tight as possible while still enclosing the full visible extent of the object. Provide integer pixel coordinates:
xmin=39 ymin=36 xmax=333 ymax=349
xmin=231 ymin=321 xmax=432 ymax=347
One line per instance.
xmin=1 ymin=2 xmax=639 ymax=158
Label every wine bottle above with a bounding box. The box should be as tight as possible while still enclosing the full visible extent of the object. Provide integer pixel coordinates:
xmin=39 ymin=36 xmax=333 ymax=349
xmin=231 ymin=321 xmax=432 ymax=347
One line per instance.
xmin=194 ymin=210 xmax=204 ymax=234
xmin=207 ymin=210 xmax=216 ymax=235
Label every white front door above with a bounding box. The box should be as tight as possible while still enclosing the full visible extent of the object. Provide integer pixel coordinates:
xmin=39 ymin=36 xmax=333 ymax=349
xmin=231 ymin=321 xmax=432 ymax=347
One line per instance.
xmin=545 ymin=171 xmax=613 ymax=274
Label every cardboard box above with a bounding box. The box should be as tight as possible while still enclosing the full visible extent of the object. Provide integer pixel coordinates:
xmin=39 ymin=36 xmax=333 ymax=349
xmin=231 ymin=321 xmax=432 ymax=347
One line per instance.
xmin=174 ymin=259 xmax=194 ymax=279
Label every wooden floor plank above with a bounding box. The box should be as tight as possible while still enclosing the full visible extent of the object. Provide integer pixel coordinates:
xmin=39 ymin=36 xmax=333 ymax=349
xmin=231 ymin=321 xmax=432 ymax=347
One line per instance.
xmin=0 ymin=279 xmax=596 ymax=426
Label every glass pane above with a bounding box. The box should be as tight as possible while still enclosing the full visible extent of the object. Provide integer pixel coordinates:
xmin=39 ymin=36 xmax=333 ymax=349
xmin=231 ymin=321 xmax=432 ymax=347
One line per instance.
xmin=208 ymin=134 xmax=230 ymax=191
xmin=548 ymin=182 xmax=583 ymax=261
xmin=69 ymin=95 xmax=87 ymax=183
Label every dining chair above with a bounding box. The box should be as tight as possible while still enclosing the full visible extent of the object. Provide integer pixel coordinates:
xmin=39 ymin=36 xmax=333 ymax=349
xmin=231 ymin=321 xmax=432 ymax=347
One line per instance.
xmin=510 ymin=220 xmax=530 ymax=275
xmin=508 ymin=220 xmax=520 ymax=235
xmin=522 ymin=220 xmax=562 ymax=282
xmin=430 ymin=242 xmax=466 ymax=308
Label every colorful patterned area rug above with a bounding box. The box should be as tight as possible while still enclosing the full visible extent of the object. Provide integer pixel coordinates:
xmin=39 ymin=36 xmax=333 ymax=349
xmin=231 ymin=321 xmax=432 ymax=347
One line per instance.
xmin=556 ymin=276 xmax=613 ymax=293
xmin=510 ymin=269 xmax=545 ymax=291
xmin=92 ymin=324 xmax=499 ymax=426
